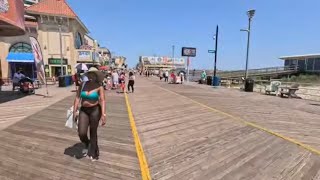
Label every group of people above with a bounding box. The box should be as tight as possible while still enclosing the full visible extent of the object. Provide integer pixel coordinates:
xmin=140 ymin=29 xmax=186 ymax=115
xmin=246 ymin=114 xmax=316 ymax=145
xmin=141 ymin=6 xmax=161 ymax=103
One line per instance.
xmin=72 ymin=67 xmax=136 ymax=161
xmin=110 ymin=70 xmax=135 ymax=93
xmin=159 ymin=70 xmax=185 ymax=84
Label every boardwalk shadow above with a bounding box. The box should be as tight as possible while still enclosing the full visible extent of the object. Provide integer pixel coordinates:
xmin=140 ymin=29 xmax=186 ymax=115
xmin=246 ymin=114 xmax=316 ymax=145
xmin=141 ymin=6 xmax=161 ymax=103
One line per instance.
xmin=64 ymin=143 xmax=86 ymax=159
xmin=0 ymin=91 xmax=25 ymax=104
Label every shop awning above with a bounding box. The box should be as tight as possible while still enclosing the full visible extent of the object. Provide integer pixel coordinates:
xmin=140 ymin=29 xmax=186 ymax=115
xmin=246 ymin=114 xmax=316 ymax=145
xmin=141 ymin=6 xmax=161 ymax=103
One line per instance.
xmin=6 ymin=52 xmax=35 ymax=63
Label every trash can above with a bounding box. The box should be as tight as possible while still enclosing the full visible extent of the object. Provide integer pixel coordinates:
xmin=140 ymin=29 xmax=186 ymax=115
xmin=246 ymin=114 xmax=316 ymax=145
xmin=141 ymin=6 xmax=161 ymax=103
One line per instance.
xmin=59 ymin=75 xmax=73 ymax=87
xmin=58 ymin=76 xmax=66 ymax=87
xmin=207 ymin=76 xmax=212 ymax=85
xmin=244 ymin=78 xmax=254 ymax=92
xmin=212 ymin=76 xmax=221 ymax=86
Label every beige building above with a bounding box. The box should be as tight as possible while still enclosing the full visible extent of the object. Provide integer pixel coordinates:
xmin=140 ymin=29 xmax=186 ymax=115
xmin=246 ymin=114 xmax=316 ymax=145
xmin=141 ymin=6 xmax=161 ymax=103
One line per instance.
xmin=0 ymin=0 xmax=90 ymax=79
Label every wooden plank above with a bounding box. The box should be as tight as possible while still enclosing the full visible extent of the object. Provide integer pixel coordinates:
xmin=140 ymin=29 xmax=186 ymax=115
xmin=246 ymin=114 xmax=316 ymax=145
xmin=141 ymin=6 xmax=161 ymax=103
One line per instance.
xmin=127 ymin=76 xmax=320 ymax=179
xmin=0 ymin=90 xmax=141 ymax=179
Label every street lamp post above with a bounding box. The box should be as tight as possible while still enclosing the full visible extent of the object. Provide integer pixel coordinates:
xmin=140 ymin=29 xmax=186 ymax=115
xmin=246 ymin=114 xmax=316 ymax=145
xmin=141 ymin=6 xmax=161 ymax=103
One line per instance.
xmin=172 ymin=45 xmax=175 ymax=69
xmin=241 ymin=9 xmax=255 ymax=79
xmin=213 ymin=25 xmax=219 ymax=79
xmin=208 ymin=25 xmax=219 ymax=86
xmin=58 ymin=17 xmax=64 ymax=76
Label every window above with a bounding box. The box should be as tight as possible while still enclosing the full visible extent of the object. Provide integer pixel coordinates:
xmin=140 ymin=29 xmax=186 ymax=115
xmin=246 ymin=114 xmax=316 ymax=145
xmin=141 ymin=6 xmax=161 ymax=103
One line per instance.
xmin=75 ymin=32 xmax=83 ymax=49
xmin=314 ymin=58 xmax=320 ymax=71
xmin=9 ymin=42 xmax=32 ymax=53
xmin=306 ymin=58 xmax=314 ymax=71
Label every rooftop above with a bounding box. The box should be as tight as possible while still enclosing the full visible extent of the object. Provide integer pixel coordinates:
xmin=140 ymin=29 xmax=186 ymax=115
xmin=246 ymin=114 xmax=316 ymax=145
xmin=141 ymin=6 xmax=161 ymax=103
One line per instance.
xmin=279 ymin=53 xmax=320 ymax=60
xmin=25 ymin=0 xmax=89 ymax=33
xmin=26 ymin=0 xmax=76 ymax=18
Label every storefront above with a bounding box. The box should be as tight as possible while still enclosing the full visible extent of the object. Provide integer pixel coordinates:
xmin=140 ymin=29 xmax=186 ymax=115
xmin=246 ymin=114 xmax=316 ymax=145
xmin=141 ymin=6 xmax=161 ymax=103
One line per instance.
xmin=0 ymin=0 xmax=26 ymax=78
xmin=6 ymin=42 xmax=36 ymax=79
xmin=47 ymin=58 xmax=71 ymax=77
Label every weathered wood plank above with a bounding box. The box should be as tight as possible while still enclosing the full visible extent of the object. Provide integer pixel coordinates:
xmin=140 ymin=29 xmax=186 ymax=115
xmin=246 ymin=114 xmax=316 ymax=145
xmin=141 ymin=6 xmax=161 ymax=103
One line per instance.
xmin=128 ymin=76 xmax=320 ymax=180
xmin=0 ymin=90 xmax=141 ymax=179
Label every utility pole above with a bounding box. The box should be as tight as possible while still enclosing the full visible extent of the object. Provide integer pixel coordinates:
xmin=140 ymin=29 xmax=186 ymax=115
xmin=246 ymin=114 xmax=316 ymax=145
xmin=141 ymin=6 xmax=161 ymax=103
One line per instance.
xmin=58 ymin=17 xmax=64 ymax=76
xmin=172 ymin=45 xmax=175 ymax=69
xmin=213 ymin=25 xmax=219 ymax=79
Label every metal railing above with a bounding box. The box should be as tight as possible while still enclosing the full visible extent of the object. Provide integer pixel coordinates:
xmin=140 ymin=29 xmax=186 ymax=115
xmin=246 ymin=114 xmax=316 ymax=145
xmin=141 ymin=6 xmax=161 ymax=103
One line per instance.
xmin=217 ymin=66 xmax=298 ymax=78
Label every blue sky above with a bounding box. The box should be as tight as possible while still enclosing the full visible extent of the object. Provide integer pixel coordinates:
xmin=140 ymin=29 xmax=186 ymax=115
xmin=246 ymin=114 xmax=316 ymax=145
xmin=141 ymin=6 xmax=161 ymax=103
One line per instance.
xmin=68 ymin=0 xmax=320 ymax=70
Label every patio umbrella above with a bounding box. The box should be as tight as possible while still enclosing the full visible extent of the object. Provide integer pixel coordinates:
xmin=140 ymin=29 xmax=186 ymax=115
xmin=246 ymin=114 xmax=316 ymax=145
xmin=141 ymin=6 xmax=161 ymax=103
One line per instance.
xmin=99 ymin=66 xmax=109 ymax=71
xmin=75 ymin=63 xmax=88 ymax=72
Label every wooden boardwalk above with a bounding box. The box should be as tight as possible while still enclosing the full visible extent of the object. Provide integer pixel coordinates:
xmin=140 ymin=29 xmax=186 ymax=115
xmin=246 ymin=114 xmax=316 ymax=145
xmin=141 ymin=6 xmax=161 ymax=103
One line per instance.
xmin=0 ymin=92 xmax=141 ymax=180
xmin=127 ymin=76 xmax=320 ymax=180
xmin=2 ymin=76 xmax=320 ymax=179
xmin=0 ymin=84 xmax=75 ymax=130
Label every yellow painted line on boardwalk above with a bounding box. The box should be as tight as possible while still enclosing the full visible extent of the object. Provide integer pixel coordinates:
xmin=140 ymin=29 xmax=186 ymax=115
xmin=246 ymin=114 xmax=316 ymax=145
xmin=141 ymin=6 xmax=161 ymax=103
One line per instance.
xmin=125 ymin=93 xmax=151 ymax=180
xmin=158 ymin=86 xmax=320 ymax=156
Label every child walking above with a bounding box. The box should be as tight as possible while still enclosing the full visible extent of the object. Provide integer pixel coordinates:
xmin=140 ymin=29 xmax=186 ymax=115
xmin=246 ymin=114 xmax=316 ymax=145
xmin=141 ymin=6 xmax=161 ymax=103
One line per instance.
xmin=119 ymin=72 xmax=126 ymax=93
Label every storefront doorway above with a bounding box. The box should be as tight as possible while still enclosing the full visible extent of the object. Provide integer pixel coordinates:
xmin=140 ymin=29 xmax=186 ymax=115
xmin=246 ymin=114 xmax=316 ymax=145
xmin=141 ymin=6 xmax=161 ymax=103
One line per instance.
xmin=51 ymin=66 xmax=66 ymax=77
xmin=7 ymin=42 xmax=36 ymax=79
xmin=10 ymin=62 xmax=36 ymax=79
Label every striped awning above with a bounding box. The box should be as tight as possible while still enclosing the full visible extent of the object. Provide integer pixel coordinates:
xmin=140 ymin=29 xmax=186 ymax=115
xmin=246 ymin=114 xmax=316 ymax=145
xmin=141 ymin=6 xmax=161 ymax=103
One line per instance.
xmin=6 ymin=52 xmax=34 ymax=63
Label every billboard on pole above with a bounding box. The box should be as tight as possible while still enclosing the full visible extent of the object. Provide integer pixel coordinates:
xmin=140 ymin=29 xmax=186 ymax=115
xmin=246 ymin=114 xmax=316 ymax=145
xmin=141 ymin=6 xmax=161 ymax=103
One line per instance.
xmin=182 ymin=47 xmax=196 ymax=57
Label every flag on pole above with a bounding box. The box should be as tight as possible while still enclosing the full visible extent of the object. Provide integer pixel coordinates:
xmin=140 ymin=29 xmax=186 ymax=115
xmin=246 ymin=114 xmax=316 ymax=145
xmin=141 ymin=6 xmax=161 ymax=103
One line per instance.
xmin=30 ymin=36 xmax=46 ymax=84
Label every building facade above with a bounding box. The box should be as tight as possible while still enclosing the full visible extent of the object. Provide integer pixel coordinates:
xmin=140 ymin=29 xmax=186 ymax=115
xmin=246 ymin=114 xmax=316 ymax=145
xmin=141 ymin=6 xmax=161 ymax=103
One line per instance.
xmin=0 ymin=0 xmax=38 ymax=79
xmin=0 ymin=0 xmax=93 ymax=79
xmin=280 ymin=54 xmax=320 ymax=72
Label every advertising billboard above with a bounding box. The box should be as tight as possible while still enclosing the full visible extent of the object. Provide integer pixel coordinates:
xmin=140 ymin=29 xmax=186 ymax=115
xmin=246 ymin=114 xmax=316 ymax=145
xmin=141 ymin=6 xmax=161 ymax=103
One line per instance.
xmin=181 ymin=47 xmax=196 ymax=57
xmin=78 ymin=51 xmax=91 ymax=61
xmin=141 ymin=56 xmax=185 ymax=65
xmin=0 ymin=0 xmax=25 ymax=36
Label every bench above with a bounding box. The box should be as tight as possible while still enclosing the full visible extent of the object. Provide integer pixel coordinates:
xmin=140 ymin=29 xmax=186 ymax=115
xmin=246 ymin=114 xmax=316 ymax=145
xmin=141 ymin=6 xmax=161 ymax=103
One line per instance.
xmin=279 ymin=84 xmax=300 ymax=98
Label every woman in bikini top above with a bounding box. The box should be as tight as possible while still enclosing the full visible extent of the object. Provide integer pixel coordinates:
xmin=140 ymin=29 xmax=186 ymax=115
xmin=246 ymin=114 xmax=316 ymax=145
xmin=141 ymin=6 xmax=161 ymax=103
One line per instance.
xmin=73 ymin=68 xmax=106 ymax=161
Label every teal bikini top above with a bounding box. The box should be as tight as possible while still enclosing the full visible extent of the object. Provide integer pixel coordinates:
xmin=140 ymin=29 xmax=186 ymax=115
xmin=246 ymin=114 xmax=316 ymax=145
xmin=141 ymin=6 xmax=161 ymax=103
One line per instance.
xmin=80 ymin=90 xmax=99 ymax=101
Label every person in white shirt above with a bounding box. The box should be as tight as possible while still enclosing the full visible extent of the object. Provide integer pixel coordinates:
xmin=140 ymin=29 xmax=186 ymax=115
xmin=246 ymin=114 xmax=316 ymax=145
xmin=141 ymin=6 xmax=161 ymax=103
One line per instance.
xmin=164 ymin=70 xmax=169 ymax=82
xmin=12 ymin=70 xmax=25 ymax=91
xmin=111 ymin=70 xmax=119 ymax=89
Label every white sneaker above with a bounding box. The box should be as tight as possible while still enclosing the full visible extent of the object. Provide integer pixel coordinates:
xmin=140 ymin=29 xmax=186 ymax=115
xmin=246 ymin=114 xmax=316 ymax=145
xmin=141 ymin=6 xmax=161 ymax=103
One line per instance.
xmin=89 ymin=156 xmax=98 ymax=162
xmin=82 ymin=148 xmax=88 ymax=157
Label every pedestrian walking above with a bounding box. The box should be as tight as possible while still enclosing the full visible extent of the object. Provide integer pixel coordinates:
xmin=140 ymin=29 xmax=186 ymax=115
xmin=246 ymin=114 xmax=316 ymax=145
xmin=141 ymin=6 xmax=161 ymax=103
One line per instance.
xmin=119 ymin=72 xmax=126 ymax=93
xmin=128 ymin=71 xmax=135 ymax=93
xmin=164 ymin=70 xmax=169 ymax=82
xmin=73 ymin=67 xmax=106 ymax=161
xmin=159 ymin=70 xmax=163 ymax=80
xmin=111 ymin=70 xmax=119 ymax=89
xmin=179 ymin=72 xmax=184 ymax=84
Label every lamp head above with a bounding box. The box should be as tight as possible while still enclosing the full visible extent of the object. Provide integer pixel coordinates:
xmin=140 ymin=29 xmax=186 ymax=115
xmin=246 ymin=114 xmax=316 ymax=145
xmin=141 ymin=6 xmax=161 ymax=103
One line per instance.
xmin=247 ymin=9 xmax=255 ymax=19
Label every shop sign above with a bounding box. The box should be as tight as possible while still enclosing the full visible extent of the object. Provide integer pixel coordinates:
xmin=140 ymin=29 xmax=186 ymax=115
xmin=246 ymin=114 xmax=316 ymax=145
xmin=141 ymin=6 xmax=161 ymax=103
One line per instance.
xmin=78 ymin=51 xmax=91 ymax=61
xmin=48 ymin=58 xmax=68 ymax=65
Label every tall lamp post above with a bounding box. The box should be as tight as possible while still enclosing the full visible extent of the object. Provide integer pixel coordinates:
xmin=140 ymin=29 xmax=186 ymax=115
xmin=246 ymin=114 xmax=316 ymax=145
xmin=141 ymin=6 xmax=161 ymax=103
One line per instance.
xmin=208 ymin=25 xmax=219 ymax=86
xmin=58 ymin=17 xmax=64 ymax=76
xmin=213 ymin=25 xmax=219 ymax=80
xmin=241 ymin=9 xmax=255 ymax=79
xmin=172 ymin=45 xmax=175 ymax=70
